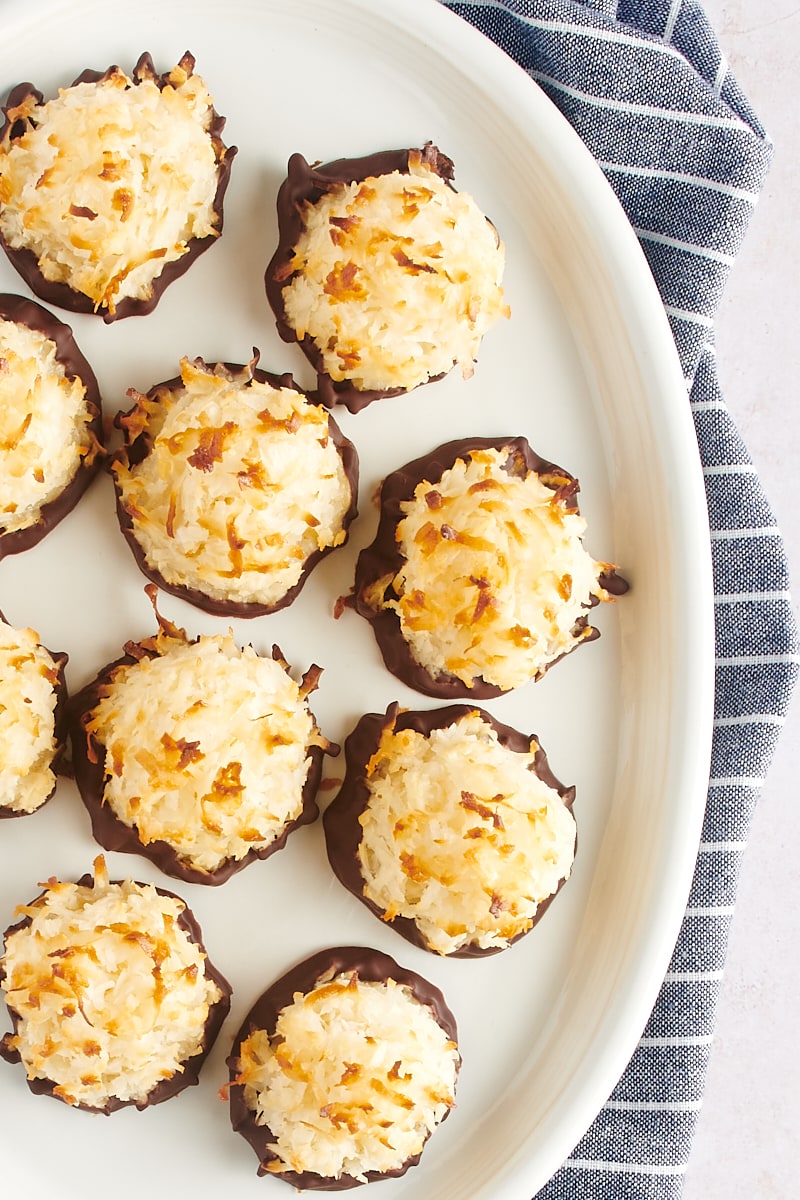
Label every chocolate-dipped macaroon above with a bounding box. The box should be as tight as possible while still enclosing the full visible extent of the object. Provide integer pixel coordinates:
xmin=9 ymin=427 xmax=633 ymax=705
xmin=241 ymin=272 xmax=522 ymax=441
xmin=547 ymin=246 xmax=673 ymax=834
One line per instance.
xmin=353 ymin=436 xmax=628 ymax=698
xmin=0 ymin=294 xmax=103 ymax=556
xmin=0 ymin=855 xmax=231 ymax=1112
xmin=110 ymin=355 xmax=358 ymax=617
xmin=0 ymin=608 xmax=67 ymax=818
xmin=266 ymin=143 xmax=509 ymax=412
xmin=67 ymin=590 xmax=336 ymax=885
xmin=0 ymin=52 xmax=236 ymax=321
xmin=228 ymin=946 xmax=460 ymax=1189
xmin=324 ymin=704 xmax=576 ymax=957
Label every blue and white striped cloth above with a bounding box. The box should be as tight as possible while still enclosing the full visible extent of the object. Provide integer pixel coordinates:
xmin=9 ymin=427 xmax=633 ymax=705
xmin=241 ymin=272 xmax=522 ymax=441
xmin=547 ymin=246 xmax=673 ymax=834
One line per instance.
xmin=439 ymin=1 xmax=799 ymax=1196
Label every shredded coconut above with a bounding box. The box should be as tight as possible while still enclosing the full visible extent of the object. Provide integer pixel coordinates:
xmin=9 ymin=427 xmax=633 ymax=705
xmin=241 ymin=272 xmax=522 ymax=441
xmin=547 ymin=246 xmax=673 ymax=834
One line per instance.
xmin=358 ymin=710 xmax=576 ymax=954
xmin=0 ymin=618 xmax=61 ymax=814
xmin=0 ymin=857 xmax=224 ymax=1108
xmin=237 ymin=971 xmax=458 ymax=1181
xmin=112 ymin=357 xmax=353 ymax=606
xmin=383 ymin=447 xmax=612 ymax=690
xmin=0 ymin=58 xmax=225 ymax=314
xmin=282 ymin=154 xmax=509 ymax=391
xmin=86 ymin=630 xmax=325 ymax=873
xmin=0 ymin=317 xmax=96 ymax=533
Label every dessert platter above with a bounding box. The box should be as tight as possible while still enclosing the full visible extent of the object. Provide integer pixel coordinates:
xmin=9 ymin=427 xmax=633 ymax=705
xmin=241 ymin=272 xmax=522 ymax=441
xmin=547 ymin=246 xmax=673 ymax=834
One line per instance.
xmin=0 ymin=1 xmax=714 ymax=1197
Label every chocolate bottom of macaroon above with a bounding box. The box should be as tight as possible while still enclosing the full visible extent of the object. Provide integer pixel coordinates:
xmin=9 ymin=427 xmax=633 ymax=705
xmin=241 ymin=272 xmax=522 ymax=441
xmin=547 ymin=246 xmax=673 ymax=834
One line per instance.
xmin=0 ymin=872 xmax=231 ymax=1112
xmin=352 ymin=435 xmax=627 ymax=699
xmin=228 ymin=945 xmax=459 ymax=1190
xmin=0 ymin=55 xmax=237 ymax=323
xmin=0 ymin=294 xmax=104 ymax=557
xmin=111 ymin=362 xmax=359 ymax=618
xmin=265 ymin=145 xmax=456 ymax=414
xmin=323 ymin=703 xmax=576 ymax=957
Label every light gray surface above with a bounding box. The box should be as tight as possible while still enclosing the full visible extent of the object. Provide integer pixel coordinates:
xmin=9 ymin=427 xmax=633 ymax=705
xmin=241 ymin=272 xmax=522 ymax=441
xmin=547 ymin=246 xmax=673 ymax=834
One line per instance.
xmin=683 ymin=2 xmax=799 ymax=1197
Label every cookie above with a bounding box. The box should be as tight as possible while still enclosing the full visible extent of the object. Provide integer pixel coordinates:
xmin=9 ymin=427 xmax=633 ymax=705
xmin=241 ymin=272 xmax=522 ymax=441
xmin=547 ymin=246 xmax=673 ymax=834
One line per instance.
xmin=228 ymin=946 xmax=459 ymax=1188
xmin=0 ymin=53 xmax=235 ymax=320
xmin=266 ymin=144 xmax=508 ymax=411
xmin=353 ymin=436 xmax=627 ymax=696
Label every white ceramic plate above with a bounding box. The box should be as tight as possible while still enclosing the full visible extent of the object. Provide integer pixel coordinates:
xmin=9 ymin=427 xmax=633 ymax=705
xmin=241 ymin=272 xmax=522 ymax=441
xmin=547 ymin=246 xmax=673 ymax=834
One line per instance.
xmin=0 ymin=1 xmax=714 ymax=1197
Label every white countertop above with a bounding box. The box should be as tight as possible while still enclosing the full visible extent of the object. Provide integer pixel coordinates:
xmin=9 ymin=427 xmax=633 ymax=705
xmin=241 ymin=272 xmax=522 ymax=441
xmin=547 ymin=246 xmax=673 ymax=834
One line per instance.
xmin=680 ymin=2 xmax=799 ymax=1197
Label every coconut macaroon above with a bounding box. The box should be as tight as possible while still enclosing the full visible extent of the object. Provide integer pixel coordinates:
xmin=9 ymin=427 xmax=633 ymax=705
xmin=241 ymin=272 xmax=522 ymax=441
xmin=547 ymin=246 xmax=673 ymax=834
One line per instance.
xmin=0 ymin=856 xmax=231 ymax=1112
xmin=0 ymin=294 xmax=103 ymax=555
xmin=0 ymin=52 xmax=236 ymax=321
xmin=228 ymin=946 xmax=460 ymax=1189
xmin=111 ymin=355 xmax=358 ymax=616
xmin=324 ymin=705 xmax=576 ymax=957
xmin=0 ymin=611 xmax=68 ymax=818
xmin=67 ymin=592 xmax=336 ymax=885
xmin=353 ymin=436 xmax=627 ymax=698
xmin=266 ymin=144 xmax=509 ymax=412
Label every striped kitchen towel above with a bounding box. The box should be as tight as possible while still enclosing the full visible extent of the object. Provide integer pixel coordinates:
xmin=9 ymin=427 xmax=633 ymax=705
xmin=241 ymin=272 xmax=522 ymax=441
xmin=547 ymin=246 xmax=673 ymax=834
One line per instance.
xmin=439 ymin=1 xmax=799 ymax=1197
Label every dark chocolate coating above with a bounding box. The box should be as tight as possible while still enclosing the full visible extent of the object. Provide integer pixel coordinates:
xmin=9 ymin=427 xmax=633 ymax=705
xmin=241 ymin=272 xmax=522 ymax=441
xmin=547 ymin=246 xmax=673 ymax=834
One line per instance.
xmin=0 ymin=53 xmax=237 ymax=322
xmin=265 ymin=144 xmax=458 ymax=414
xmin=0 ymin=607 xmax=68 ymax=819
xmin=66 ymin=637 xmax=332 ymax=885
xmin=0 ymin=872 xmax=232 ymax=1112
xmin=353 ymin=435 xmax=628 ymax=698
xmin=323 ymin=703 xmax=576 ymax=957
xmin=0 ymin=294 xmax=104 ymax=556
xmin=227 ymin=945 xmax=459 ymax=1190
xmin=111 ymin=362 xmax=359 ymax=618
